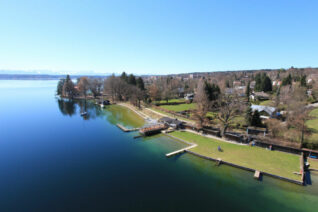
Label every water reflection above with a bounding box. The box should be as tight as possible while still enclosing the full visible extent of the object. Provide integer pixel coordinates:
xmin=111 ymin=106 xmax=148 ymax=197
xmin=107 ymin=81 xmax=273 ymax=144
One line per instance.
xmin=57 ymin=98 xmax=105 ymax=120
xmin=57 ymin=99 xmax=76 ymax=116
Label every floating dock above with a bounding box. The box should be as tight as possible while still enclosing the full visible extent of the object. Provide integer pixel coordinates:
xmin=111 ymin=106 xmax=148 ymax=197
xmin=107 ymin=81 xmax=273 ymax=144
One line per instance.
xmin=116 ymin=124 xmax=140 ymax=132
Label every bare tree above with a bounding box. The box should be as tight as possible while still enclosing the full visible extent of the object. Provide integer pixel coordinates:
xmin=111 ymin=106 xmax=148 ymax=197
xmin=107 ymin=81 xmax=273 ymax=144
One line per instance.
xmin=266 ymin=119 xmax=286 ymax=138
xmin=77 ymin=77 xmax=90 ymax=99
xmin=193 ymin=79 xmax=211 ymax=129
xmin=89 ymin=78 xmax=102 ymax=98
xmin=217 ymin=93 xmax=242 ymax=136
xmin=148 ymin=84 xmax=161 ymax=102
xmin=286 ymin=85 xmax=310 ymax=146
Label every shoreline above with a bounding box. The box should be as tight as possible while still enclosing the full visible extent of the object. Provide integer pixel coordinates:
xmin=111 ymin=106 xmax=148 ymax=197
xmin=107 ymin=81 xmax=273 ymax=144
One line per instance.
xmin=111 ymin=102 xmax=305 ymax=185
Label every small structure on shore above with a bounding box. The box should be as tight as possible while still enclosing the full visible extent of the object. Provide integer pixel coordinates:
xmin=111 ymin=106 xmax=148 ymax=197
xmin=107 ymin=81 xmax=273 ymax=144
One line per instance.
xmin=158 ymin=117 xmax=184 ymax=129
xmin=251 ymin=104 xmax=277 ymax=118
xmin=139 ymin=123 xmax=167 ymax=136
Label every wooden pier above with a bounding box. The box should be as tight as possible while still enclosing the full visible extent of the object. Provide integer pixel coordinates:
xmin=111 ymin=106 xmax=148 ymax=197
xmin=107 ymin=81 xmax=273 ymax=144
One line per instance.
xmin=166 ymin=144 xmax=197 ymax=157
xmin=116 ymin=124 xmax=140 ymax=132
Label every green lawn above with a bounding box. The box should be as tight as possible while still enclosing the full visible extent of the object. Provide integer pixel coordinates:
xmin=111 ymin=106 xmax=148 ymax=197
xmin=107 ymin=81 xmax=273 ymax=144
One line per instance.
xmin=154 ymin=98 xmax=185 ymax=104
xmin=170 ymin=131 xmax=301 ymax=181
xmin=160 ymin=103 xmax=196 ymax=112
xmin=150 ymin=107 xmax=194 ymax=123
xmin=309 ymin=158 xmax=318 ymax=170
xmin=306 ymin=108 xmax=318 ymax=144
xmin=259 ymin=100 xmax=274 ymax=106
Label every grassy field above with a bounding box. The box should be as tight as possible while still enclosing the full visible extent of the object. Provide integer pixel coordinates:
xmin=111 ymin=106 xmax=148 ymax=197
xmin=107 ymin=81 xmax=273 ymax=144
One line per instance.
xmin=150 ymin=107 xmax=194 ymax=123
xmin=170 ymin=131 xmax=301 ymax=181
xmin=309 ymin=158 xmax=318 ymax=170
xmin=160 ymin=103 xmax=196 ymax=112
xmin=306 ymin=108 xmax=318 ymax=144
xmin=259 ymin=100 xmax=274 ymax=106
xmin=154 ymin=98 xmax=185 ymax=104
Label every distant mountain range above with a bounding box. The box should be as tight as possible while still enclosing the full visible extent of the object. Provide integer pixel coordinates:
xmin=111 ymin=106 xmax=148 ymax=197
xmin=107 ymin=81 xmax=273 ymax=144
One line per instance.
xmin=0 ymin=70 xmax=111 ymax=80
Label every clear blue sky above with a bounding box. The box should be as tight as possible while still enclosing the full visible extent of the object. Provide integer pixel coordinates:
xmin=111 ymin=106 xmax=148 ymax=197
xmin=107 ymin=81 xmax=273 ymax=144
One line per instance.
xmin=0 ymin=0 xmax=317 ymax=75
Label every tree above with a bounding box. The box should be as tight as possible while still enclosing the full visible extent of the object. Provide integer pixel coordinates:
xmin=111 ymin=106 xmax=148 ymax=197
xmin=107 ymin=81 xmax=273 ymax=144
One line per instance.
xmin=77 ymin=77 xmax=89 ymax=98
xmin=217 ymin=94 xmax=242 ymax=136
xmin=148 ymin=84 xmax=161 ymax=101
xmin=120 ymin=72 xmax=128 ymax=82
xmin=128 ymin=74 xmax=136 ymax=85
xmin=136 ymin=77 xmax=145 ymax=90
xmin=57 ymin=78 xmax=65 ymax=95
xmin=89 ymin=78 xmax=103 ymax=97
xmin=193 ymin=79 xmax=211 ymax=128
xmin=251 ymin=110 xmax=262 ymax=127
xmin=286 ymin=85 xmax=310 ymax=146
xmin=255 ymin=73 xmax=272 ymax=92
xmin=282 ymin=74 xmax=292 ymax=86
xmin=263 ymin=75 xmax=272 ymax=92
xmin=62 ymin=75 xmax=76 ymax=99
xmin=300 ymin=75 xmax=307 ymax=87
xmin=205 ymin=81 xmax=220 ymax=101
xmin=254 ymin=73 xmax=262 ymax=91
xmin=104 ymin=74 xmax=116 ymax=102
xmin=266 ymin=119 xmax=285 ymax=138
xmin=246 ymin=81 xmax=250 ymax=102
xmin=245 ymin=105 xmax=253 ymax=126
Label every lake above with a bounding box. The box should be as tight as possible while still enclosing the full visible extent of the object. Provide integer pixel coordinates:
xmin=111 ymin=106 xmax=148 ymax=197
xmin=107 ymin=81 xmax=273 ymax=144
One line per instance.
xmin=0 ymin=80 xmax=317 ymax=212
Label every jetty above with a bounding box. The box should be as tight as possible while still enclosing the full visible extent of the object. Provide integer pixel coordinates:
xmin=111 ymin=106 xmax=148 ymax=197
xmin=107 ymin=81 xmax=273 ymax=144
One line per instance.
xmin=116 ymin=124 xmax=140 ymax=132
xmin=166 ymin=144 xmax=197 ymax=157
xmin=254 ymin=170 xmax=261 ymax=180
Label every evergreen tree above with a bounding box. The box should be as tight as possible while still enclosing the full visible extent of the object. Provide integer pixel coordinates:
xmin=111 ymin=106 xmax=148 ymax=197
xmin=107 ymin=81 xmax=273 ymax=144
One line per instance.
xmin=263 ymin=76 xmax=272 ymax=92
xmin=136 ymin=77 xmax=145 ymax=90
xmin=255 ymin=73 xmax=272 ymax=92
xmin=120 ymin=72 xmax=128 ymax=82
xmin=300 ymin=75 xmax=307 ymax=87
xmin=251 ymin=110 xmax=262 ymax=127
xmin=204 ymin=81 xmax=220 ymax=101
xmin=57 ymin=78 xmax=65 ymax=95
xmin=246 ymin=81 xmax=250 ymax=101
xmin=282 ymin=74 xmax=292 ymax=86
xmin=128 ymin=74 xmax=136 ymax=85
xmin=245 ymin=105 xmax=253 ymax=126
xmin=254 ymin=73 xmax=262 ymax=91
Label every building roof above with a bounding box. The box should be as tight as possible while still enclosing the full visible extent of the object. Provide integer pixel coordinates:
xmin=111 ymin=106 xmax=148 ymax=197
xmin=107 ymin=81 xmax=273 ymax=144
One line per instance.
xmin=253 ymin=92 xmax=270 ymax=98
xmin=251 ymin=105 xmax=276 ymax=116
xmin=159 ymin=117 xmax=183 ymax=125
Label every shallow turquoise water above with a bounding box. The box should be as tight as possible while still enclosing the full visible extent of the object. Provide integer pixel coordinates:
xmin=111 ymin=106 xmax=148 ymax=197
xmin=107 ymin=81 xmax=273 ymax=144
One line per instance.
xmin=0 ymin=80 xmax=317 ymax=212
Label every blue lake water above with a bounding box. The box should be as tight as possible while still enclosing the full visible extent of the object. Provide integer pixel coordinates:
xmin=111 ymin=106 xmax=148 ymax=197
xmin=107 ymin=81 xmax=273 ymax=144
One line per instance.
xmin=0 ymin=80 xmax=317 ymax=212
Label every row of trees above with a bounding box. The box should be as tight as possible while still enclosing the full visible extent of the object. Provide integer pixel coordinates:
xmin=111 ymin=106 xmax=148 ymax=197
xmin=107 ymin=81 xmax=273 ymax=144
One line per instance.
xmin=57 ymin=75 xmax=103 ymax=99
xmin=254 ymin=73 xmax=272 ymax=92
xmin=193 ymin=79 xmax=242 ymax=135
xmin=104 ymin=73 xmax=146 ymax=108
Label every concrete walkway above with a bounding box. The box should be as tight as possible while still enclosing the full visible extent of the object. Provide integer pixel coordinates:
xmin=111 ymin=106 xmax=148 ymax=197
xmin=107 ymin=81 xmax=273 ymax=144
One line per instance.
xmin=117 ymin=103 xmax=157 ymax=124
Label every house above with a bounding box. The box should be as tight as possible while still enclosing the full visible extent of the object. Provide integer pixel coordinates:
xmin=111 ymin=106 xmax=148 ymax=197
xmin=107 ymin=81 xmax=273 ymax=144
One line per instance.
xmin=158 ymin=117 xmax=184 ymax=129
xmin=225 ymin=86 xmax=246 ymax=96
xmin=234 ymin=86 xmax=246 ymax=97
xmin=225 ymin=88 xmax=234 ymax=95
xmin=250 ymin=81 xmax=256 ymax=89
xmin=177 ymin=87 xmax=185 ymax=97
xmin=184 ymin=93 xmax=194 ymax=101
xmin=250 ymin=92 xmax=270 ymax=101
xmin=233 ymin=80 xmax=241 ymax=87
xmin=272 ymin=81 xmax=282 ymax=87
xmin=251 ymin=104 xmax=277 ymax=118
